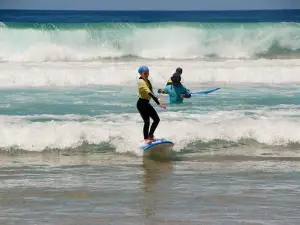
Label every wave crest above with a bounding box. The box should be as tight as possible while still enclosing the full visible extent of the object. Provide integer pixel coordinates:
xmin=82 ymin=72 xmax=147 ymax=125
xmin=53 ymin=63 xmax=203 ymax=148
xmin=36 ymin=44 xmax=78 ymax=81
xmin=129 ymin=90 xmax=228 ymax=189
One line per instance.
xmin=0 ymin=22 xmax=299 ymax=62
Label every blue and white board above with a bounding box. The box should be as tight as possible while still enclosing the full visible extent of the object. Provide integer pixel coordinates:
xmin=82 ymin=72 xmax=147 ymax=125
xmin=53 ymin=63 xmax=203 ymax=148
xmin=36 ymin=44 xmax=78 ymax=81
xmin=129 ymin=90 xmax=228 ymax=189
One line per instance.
xmin=191 ymin=87 xmax=220 ymax=95
xmin=140 ymin=138 xmax=174 ymax=151
xmin=140 ymin=138 xmax=174 ymax=158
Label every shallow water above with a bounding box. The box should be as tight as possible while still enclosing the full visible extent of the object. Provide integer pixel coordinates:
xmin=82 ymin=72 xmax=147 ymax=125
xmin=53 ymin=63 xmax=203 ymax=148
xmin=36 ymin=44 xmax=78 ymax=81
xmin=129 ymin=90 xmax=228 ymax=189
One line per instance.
xmin=1 ymin=152 xmax=300 ymax=225
xmin=1 ymin=9 xmax=300 ymax=225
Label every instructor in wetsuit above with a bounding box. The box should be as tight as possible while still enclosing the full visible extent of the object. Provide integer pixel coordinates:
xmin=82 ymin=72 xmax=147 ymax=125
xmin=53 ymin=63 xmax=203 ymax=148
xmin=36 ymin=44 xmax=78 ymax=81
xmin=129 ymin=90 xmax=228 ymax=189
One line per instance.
xmin=137 ymin=66 xmax=166 ymax=144
xmin=166 ymin=67 xmax=183 ymax=85
xmin=158 ymin=72 xmax=191 ymax=104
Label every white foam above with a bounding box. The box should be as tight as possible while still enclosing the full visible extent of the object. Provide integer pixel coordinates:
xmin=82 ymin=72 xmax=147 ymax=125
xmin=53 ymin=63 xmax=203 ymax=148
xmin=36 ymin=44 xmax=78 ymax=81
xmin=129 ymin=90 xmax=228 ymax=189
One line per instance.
xmin=0 ymin=59 xmax=300 ymax=88
xmin=0 ymin=111 xmax=300 ymax=154
xmin=0 ymin=23 xmax=299 ymax=62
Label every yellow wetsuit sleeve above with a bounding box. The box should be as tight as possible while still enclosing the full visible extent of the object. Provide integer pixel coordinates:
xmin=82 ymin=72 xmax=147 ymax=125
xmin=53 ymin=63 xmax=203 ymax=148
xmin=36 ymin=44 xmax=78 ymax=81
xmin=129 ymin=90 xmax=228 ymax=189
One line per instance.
xmin=138 ymin=79 xmax=151 ymax=94
xmin=138 ymin=79 xmax=160 ymax=104
xmin=138 ymin=79 xmax=151 ymax=100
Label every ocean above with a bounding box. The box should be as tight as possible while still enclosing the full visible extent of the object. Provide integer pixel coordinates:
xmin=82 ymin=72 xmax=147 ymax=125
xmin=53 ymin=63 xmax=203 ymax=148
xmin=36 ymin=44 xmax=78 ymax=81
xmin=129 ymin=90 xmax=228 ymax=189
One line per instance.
xmin=1 ymin=9 xmax=300 ymax=225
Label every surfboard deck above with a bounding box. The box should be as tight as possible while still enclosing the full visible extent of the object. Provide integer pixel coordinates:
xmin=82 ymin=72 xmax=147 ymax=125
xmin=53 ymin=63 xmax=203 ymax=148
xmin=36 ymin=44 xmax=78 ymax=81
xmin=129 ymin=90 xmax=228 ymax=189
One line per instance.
xmin=140 ymin=138 xmax=174 ymax=151
xmin=140 ymin=138 xmax=174 ymax=159
xmin=191 ymin=87 xmax=220 ymax=95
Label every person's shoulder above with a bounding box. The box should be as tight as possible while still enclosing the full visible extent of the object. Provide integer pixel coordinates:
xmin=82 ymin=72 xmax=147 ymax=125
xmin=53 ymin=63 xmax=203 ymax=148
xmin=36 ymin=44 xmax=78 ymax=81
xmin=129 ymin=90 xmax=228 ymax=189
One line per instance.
xmin=138 ymin=79 xmax=145 ymax=84
xmin=180 ymin=84 xmax=188 ymax=89
xmin=165 ymin=84 xmax=172 ymax=90
xmin=166 ymin=78 xmax=172 ymax=84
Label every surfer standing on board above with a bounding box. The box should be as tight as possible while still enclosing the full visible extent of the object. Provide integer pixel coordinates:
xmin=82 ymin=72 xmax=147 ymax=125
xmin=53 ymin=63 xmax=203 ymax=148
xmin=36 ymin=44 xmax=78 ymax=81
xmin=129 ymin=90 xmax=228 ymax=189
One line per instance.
xmin=137 ymin=66 xmax=166 ymax=144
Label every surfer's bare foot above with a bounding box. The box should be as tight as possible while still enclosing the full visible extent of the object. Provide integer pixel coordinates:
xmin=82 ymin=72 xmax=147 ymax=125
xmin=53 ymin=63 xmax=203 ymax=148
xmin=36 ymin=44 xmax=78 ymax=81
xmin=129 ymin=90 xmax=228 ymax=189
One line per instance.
xmin=148 ymin=135 xmax=155 ymax=141
xmin=144 ymin=139 xmax=151 ymax=144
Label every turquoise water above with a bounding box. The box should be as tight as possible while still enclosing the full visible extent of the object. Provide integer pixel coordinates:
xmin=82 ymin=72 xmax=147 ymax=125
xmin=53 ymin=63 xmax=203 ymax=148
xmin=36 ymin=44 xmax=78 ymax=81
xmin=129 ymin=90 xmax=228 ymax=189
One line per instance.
xmin=0 ymin=60 xmax=300 ymax=154
xmin=1 ymin=22 xmax=300 ymax=61
xmin=1 ymin=10 xmax=300 ymax=225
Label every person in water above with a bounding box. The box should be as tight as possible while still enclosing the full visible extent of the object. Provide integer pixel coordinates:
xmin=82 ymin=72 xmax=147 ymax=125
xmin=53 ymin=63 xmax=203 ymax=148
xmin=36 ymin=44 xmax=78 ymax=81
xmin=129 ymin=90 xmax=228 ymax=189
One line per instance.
xmin=166 ymin=67 xmax=183 ymax=85
xmin=137 ymin=66 xmax=166 ymax=144
xmin=158 ymin=72 xmax=191 ymax=104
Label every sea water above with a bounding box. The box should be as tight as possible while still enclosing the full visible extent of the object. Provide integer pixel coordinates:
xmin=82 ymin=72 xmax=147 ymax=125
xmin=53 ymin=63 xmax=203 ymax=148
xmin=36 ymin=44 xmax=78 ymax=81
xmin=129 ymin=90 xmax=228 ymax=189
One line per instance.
xmin=0 ymin=10 xmax=300 ymax=225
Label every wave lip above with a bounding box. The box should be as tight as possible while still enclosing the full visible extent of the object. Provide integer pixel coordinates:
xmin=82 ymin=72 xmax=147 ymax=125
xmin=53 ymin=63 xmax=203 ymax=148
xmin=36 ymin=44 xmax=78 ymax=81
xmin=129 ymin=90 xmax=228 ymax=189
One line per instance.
xmin=0 ymin=22 xmax=299 ymax=62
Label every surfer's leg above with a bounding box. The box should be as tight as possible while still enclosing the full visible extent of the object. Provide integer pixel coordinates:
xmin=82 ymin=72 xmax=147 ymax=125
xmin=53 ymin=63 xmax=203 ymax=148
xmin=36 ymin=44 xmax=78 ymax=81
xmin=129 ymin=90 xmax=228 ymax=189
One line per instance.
xmin=142 ymin=114 xmax=150 ymax=140
xmin=148 ymin=104 xmax=160 ymax=140
xmin=137 ymin=99 xmax=150 ymax=140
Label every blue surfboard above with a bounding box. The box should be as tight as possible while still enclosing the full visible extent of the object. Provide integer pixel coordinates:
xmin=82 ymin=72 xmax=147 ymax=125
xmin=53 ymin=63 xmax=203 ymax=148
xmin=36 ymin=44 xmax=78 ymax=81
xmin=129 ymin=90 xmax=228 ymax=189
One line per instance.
xmin=191 ymin=87 xmax=220 ymax=95
xmin=140 ymin=138 xmax=174 ymax=159
xmin=140 ymin=138 xmax=174 ymax=151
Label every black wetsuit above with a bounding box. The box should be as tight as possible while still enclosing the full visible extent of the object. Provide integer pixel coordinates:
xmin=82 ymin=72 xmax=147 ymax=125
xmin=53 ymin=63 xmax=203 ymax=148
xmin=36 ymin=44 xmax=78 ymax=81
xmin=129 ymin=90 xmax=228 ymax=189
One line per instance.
xmin=137 ymin=78 xmax=160 ymax=140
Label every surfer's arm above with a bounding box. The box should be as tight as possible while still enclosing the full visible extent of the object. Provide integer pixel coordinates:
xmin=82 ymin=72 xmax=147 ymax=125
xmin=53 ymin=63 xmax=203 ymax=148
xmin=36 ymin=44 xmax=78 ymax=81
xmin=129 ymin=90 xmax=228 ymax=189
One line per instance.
xmin=148 ymin=92 xmax=160 ymax=105
xmin=150 ymin=92 xmax=166 ymax=109
xmin=157 ymin=88 xmax=168 ymax=94
xmin=149 ymin=92 xmax=166 ymax=109
xmin=157 ymin=88 xmax=165 ymax=94
xmin=138 ymin=80 xmax=166 ymax=108
xmin=184 ymin=91 xmax=192 ymax=98
xmin=182 ymin=87 xmax=192 ymax=98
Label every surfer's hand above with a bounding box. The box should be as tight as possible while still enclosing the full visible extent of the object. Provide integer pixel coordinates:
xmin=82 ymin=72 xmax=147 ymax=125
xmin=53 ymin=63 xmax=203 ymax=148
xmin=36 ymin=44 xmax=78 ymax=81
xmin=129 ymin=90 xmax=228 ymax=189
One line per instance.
xmin=159 ymin=104 xmax=166 ymax=110
xmin=180 ymin=94 xmax=185 ymax=98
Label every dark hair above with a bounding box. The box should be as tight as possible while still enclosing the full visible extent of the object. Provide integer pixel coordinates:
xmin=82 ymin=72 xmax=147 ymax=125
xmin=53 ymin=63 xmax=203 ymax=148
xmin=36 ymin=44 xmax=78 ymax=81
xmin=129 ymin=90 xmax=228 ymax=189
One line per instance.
xmin=176 ymin=67 xmax=183 ymax=74
xmin=171 ymin=72 xmax=181 ymax=85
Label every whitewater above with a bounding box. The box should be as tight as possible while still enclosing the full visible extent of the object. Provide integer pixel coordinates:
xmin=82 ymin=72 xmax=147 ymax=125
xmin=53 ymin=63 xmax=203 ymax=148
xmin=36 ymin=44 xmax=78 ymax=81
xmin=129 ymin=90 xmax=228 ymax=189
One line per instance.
xmin=0 ymin=22 xmax=300 ymax=62
xmin=1 ymin=58 xmax=300 ymax=155
xmin=2 ymin=10 xmax=300 ymax=225
xmin=0 ymin=12 xmax=299 ymax=157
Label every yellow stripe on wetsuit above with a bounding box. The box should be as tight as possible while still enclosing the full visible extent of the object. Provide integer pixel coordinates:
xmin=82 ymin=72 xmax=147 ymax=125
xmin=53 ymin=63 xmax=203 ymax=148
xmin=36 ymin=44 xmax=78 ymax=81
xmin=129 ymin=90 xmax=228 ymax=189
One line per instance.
xmin=138 ymin=79 xmax=153 ymax=100
xmin=166 ymin=78 xmax=172 ymax=85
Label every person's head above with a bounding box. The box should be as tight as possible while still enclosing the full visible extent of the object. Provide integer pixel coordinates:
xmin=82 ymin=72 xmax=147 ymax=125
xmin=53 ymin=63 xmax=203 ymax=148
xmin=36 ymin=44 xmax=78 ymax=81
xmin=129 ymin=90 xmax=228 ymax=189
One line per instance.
xmin=171 ymin=72 xmax=181 ymax=85
xmin=138 ymin=66 xmax=149 ymax=79
xmin=175 ymin=67 xmax=183 ymax=75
